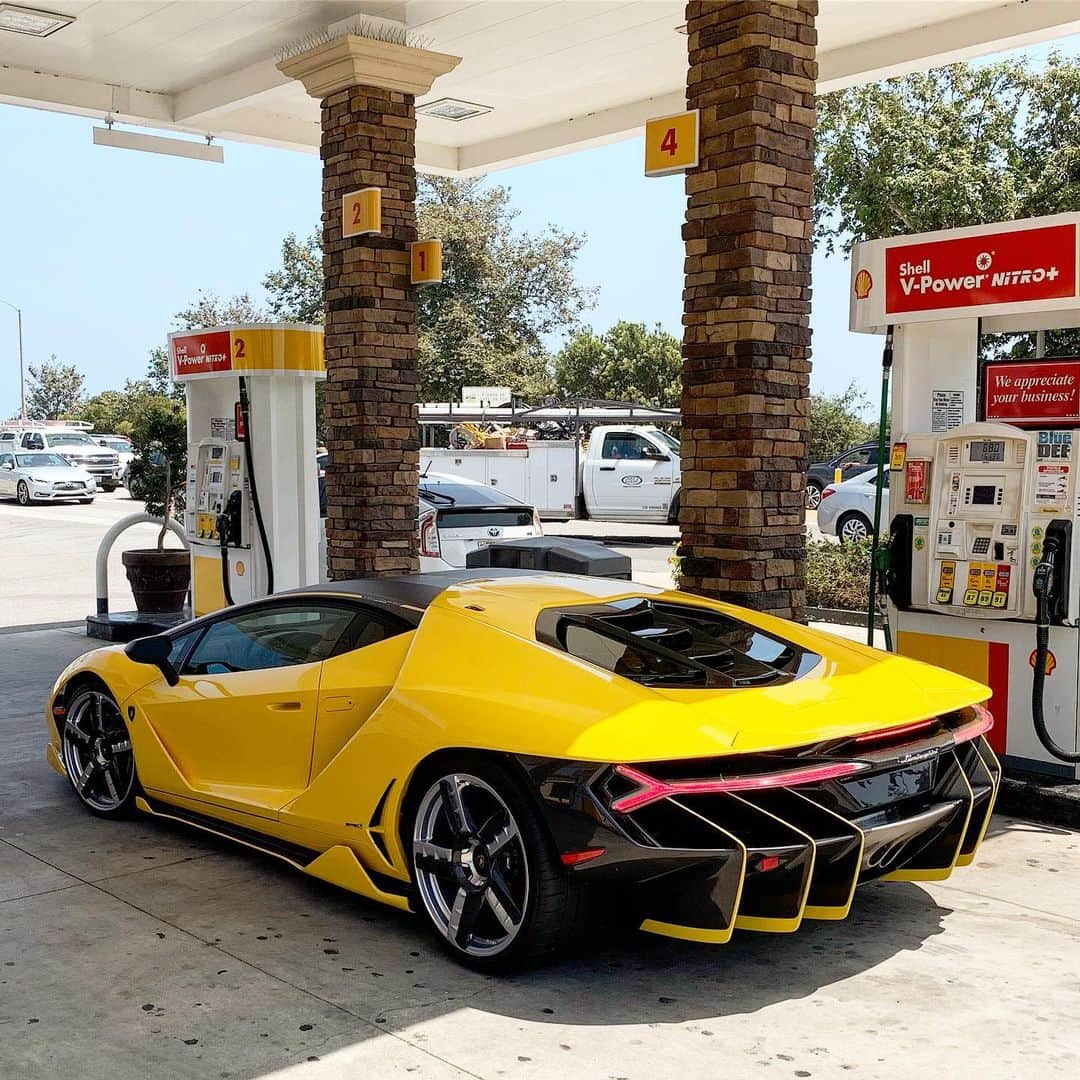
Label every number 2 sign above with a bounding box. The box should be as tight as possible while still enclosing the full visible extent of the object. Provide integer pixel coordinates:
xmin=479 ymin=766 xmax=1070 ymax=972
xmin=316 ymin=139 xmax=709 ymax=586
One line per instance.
xmin=342 ymin=188 xmax=381 ymax=238
xmin=644 ymin=109 xmax=700 ymax=177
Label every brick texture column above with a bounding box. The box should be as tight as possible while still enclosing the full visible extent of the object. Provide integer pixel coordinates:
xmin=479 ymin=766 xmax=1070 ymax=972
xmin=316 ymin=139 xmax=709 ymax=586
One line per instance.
xmin=321 ymin=84 xmax=419 ymax=578
xmin=278 ymin=35 xmax=459 ymax=579
xmin=679 ymin=0 xmax=816 ymax=621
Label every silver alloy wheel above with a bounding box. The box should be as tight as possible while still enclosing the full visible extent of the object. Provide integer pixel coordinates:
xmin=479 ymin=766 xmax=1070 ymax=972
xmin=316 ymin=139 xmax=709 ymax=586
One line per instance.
xmin=839 ymin=514 xmax=870 ymax=544
xmin=805 ymin=483 xmax=822 ymax=510
xmin=412 ymin=772 xmax=529 ymax=958
xmin=17 ymin=481 xmax=31 ymax=506
xmin=60 ymin=690 xmax=135 ymax=813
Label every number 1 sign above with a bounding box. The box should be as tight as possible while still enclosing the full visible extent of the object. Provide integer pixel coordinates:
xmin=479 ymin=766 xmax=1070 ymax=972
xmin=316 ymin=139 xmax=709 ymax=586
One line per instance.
xmin=410 ymin=240 xmax=443 ymax=286
xmin=644 ymin=109 xmax=700 ymax=177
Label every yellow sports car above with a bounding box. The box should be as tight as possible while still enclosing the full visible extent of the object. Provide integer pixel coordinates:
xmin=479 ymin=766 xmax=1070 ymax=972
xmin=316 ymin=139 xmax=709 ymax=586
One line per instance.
xmin=45 ymin=570 xmax=999 ymax=970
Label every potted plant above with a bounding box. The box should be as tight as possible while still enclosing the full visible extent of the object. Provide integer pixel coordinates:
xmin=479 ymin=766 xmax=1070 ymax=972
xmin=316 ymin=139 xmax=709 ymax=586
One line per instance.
xmin=123 ymin=396 xmax=190 ymax=613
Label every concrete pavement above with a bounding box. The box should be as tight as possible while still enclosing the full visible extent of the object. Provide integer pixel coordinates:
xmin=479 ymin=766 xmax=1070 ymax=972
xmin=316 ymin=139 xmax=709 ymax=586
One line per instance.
xmin=2 ymin=624 xmax=1079 ymax=1079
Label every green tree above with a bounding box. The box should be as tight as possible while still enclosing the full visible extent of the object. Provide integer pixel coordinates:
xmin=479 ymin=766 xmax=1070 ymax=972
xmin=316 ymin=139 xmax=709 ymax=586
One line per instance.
xmin=261 ymin=177 xmax=593 ymax=401
xmin=174 ymin=291 xmax=264 ymax=330
xmin=126 ymin=395 xmax=188 ymax=544
xmin=25 ymin=357 xmax=85 ymax=420
xmin=809 ymin=382 xmax=875 ymax=462
xmin=78 ymin=390 xmax=139 ymax=434
xmin=554 ymin=322 xmax=682 ymax=406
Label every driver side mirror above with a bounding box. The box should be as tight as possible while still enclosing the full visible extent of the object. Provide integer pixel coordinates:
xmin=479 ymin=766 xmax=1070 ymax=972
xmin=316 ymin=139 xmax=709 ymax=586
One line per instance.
xmin=124 ymin=634 xmax=180 ymax=686
xmin=641 ymin=446 xmax=669 ymax=461
xmin=0 ymin=462 xmax=11 ymax=470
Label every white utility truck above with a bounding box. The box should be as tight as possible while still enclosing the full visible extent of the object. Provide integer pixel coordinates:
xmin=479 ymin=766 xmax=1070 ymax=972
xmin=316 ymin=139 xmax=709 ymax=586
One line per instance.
xmin=420 ymin=425 xmax=681 ymax=522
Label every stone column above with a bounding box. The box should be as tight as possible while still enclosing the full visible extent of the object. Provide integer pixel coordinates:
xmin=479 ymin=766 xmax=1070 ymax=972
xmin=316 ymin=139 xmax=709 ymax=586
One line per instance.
xmin=279 ymin=36 xmax=459 ymax=578
xmin=678 ymin=0 xmax=817 ymax=622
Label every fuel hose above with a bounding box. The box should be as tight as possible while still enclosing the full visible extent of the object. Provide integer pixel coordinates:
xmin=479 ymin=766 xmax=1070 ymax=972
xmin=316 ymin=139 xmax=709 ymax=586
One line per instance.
xmin=238 ymin=376 xmax=274 ymax=597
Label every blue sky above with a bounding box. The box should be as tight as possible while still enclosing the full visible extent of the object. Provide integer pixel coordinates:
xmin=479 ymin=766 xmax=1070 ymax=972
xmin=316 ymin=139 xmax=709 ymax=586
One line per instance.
xmin=0 ymin=35 xmax=1076 ymax=421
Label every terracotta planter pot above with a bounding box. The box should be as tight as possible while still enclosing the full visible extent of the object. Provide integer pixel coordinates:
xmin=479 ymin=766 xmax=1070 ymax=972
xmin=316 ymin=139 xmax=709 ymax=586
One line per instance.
xmin=121 ymin=549 xmax=191 ymax=614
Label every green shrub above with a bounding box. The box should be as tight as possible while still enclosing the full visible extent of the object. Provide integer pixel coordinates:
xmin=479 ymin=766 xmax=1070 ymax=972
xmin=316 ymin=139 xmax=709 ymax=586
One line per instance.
xmin=806 ymin=537 xmax=873 ymax=611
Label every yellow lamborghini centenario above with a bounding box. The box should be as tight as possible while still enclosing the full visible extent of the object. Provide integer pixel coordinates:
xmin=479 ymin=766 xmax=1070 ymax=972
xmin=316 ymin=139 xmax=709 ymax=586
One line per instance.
xmin=45 ymin=570 xmax=999 ymax=970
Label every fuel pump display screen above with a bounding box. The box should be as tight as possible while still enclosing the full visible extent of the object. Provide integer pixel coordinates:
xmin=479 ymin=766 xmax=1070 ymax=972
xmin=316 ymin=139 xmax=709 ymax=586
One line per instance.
xmin=970 ymin=484 xmax=997 ymax=506
xmin=969 ymin=440 xmax=1005 ymax=463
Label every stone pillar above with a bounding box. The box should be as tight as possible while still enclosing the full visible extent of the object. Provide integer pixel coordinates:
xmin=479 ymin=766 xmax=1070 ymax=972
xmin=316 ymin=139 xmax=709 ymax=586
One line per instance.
xmin=678 ymin=0 xmax=816 ymax=622
xmin=279 ymin=36 xmax=459 ymax=578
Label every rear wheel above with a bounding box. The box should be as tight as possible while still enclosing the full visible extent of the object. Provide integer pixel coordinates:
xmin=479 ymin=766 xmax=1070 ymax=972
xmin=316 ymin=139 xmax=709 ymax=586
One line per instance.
xmin=407 ymin=758 xmax=588 ymax=971
xmin=60 ymin=687 xmax=137 ymax=818
xmin=837 ymin=511 xmax=871 ymax=545
xmin=805 ymin=481 xmax=823 ymax=510
xmin=667 ymin=490 xmax=681 ymax=525
xmin=79 ymin=498 xmax=94 ymax=505
xmin=17 ymin=481 xmax=32 ymax=506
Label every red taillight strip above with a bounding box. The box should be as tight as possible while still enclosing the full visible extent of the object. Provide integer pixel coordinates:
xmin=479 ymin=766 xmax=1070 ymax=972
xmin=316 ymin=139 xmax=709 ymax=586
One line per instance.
xmin=853 ymin=718 xmax=939 ymax=745
xmin=611 ymin=761 xmax=868 ymax=814
xmin=952 ymin=703 xmax=994 ymax=745
xmin=560 ymin=848 xmax=605 ymax=866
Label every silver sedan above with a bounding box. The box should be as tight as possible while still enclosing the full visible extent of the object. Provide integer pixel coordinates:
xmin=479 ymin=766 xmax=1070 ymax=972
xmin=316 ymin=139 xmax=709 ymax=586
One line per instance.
xmin=816 ymin=467 xmax=888 ymax=544
xmin=0 ymin=451 xmax=97 ymax=505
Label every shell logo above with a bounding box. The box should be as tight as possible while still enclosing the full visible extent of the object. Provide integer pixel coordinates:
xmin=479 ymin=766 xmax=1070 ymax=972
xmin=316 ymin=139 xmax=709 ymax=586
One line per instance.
xmin=1029 ymin=648 xmax=1056 ymax=675
xmin=854 ymin=269 xmax=873 ymax=300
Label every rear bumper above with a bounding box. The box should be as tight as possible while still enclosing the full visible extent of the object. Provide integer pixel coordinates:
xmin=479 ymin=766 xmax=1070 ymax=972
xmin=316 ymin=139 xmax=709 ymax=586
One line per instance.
xmin=520 ymin=733 xmax=1000 ymax=944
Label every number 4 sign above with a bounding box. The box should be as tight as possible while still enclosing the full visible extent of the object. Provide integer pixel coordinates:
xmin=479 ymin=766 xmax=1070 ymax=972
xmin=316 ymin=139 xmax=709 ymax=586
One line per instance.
xmin=644 ymin=109 xmax=700 ymax=177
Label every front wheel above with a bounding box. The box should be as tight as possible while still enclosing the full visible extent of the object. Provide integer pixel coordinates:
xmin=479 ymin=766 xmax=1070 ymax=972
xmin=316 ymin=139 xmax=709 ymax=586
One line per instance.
xmin=838 ymin=511 xmax=871 ymax=545
xmin=16 ymin=481 xmax=33 ymax=506
xmin=79 ymin=498 xmax=94 ymax=505
xmin=805 ymin=481 xmax=823 ymax=510
xmin=60 ymin=687 xmax=138 ymax=818
xmin=407 ymin=758 xmax=588 ymax=971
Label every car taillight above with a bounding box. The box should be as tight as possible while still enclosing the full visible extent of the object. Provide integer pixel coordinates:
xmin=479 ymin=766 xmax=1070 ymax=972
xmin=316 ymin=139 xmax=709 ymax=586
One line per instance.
xmin=532 ymin=509 xmax=543 ymax=534
xmin=821 ymin=486 xmax=836 ymax=500
xmin=419 ymin=509 xmax=441 ymax=558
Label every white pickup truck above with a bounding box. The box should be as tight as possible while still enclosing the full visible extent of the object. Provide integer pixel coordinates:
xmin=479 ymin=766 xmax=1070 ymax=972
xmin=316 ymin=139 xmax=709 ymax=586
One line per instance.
xmin=420 ymin=425 xmax=681 ymax=523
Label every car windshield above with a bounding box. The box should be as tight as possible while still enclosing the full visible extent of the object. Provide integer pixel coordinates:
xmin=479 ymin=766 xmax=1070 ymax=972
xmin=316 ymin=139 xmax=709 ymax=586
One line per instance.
xmin=100 ymin=439 xmax=130 ymax=453
xmin=46 ymin=433 xmax=95 ymax=447
xmin=418 ymin=480 xmax=522 ymax=507
xmin=654 ymin=430 xmax=681 ymax=453
xmin=16 ymin=453 xmax=69 ymax=468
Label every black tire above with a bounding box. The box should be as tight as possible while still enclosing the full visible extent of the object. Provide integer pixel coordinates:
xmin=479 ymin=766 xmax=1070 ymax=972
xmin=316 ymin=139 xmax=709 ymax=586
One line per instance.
xmin=805 ymin=481 xmax=823 ymax=510
xmin=404 ymin=755 xmax=590 ymax=972
xmin=667 ymin=490 xmax=681 ymax=525
xmin=102 ymin=481 xmax=118 ymax=492
xmin=837 ymin=511 xmax=871 ymax=545
xmin=60 ymin=685 xmax=138 ymax=819
xmin=16 ymin=481 xmax=32 ymax=506
xmin=79 ymin=498 xmax=94 ymax=505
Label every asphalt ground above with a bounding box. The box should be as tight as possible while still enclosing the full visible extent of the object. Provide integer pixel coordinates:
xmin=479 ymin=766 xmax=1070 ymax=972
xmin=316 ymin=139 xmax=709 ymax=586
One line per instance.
xmin=2 ymin=623 xmax=1078 ymax=1079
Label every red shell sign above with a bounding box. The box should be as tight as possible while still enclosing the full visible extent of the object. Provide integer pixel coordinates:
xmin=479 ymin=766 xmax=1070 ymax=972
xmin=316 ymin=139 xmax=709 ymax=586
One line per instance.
xmin=170 ymin=330 xmax=232 ymax=379
xmin=884 ymin=224 xmax=1077 ymax=314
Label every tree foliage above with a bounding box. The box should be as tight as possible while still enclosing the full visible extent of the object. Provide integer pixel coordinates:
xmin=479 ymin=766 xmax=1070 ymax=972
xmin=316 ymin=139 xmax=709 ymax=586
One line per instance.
xmin=809 ymin=382 xmax=875 ymax=462
xmin=814 ymin=56 xmax=1080 ymax=252
xmin=126 ymin=395 xmax=188 ymax=545
xmin=554 ymin=322 xmax=682 ymax=407
xmin=25 ymin=357 xmax=85 ymax=420
xmin=261 ymin=177 xmax=593 ymax=402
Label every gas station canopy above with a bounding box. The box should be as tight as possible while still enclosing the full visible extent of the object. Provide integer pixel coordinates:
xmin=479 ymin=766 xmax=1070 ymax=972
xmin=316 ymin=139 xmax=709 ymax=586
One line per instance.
xmin=3 ymin=0 xmax=1080 ymax=175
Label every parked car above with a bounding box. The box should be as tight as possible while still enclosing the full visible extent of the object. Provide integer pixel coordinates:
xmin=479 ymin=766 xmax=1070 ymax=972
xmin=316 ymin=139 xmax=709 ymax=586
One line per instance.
xmin=94 ymin=434 xmax=135 ymax=479
xmin=0 ymin=450 xmax=97 ymax=504
xmin=817 ymin=467 xmax=888 ymax=544
xmin=418 ymin=472 xmax=543 ymax=570
xmin=2 ymin=426 xmax=121 ymax=491
xmin=805 ymin=440 xmax=882 ymax=510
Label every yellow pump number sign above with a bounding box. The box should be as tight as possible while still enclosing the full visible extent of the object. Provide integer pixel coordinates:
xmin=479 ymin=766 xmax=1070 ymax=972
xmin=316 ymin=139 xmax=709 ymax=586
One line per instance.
xmin=644 ymin=110 xmax=700 ymax=177
xmin=342 ymin=188 xmax=381 ymax=237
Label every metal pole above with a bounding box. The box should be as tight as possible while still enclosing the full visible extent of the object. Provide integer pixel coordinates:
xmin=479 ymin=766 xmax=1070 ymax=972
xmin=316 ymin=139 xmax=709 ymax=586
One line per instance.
xmin=16 ymin=306 xmax=25 ymax=420
xmin=867 ymin=326 xmax=894 ymax=647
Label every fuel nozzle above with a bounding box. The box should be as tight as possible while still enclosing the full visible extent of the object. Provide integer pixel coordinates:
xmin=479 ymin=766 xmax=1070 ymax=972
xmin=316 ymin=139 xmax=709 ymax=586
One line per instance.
xmin=1033 ymin=535 xmax=1061 ymax=610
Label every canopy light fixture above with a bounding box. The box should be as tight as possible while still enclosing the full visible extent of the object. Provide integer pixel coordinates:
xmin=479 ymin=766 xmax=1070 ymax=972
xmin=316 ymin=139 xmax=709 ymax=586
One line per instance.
xmin=93 ymin=123 xmax=224 ymax=164
xmin=0 ymin=3 xmax=73 ymax=36
xmin=417 ymin=97 xmax=492 ymax=122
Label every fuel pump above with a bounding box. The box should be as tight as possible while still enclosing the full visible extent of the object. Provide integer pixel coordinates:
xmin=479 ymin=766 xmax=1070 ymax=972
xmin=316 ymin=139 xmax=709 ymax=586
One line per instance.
xmin=169 ymin=324 xmax=324 ymax=616
xmin=850 ymin=212 xmax=1080 ymax=778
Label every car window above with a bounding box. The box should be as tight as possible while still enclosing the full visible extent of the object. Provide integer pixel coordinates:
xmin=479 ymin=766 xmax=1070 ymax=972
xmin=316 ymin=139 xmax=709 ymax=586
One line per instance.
xmin=839 ymin=447 xmax=872 ymax=467
xmin=46 ymin=433 xmax=95 ymax=447
xmin=602 ymin=433 xmax=650 ymax=460
xmin=16 ymin=453 xmax=68 ymax=468
xmin=167 ymin=629 xmax=201 ymax=669
xmin=654 ymin=430 xmax=681 ymax=453
xmin=23 ymin=433 xmax=44 ymax=450
xmin=330 ymin=609 xmax=413 ymax=657
xmin=418 ymin=480 xmax=523 ymax=507
xmin=101 ymin=439 xmax=130 ymax=453
xmin=183 ymin=604 xmax=357 ymax=675
xmin=0 ymin=453 xmax=13 ymax=468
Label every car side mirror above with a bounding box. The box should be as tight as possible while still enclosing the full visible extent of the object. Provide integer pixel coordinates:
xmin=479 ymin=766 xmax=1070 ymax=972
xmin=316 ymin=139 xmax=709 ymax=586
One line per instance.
xmin=0 ymin=462 xmax=11 ymax=470
xmin=641 ymin=447 xmax=669 ymax=461
xmin=124 ymin=634 xmax=180 ymax=686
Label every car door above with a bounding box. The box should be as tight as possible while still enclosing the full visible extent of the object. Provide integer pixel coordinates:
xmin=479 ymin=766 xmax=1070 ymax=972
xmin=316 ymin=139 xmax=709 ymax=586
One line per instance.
xmin=590 ymin=431 xmax=671 ymax=517
xmin=0 ymin=453 xmax=15 ymax=495
xmin=134 ymin=601 xmax=359 ymax=819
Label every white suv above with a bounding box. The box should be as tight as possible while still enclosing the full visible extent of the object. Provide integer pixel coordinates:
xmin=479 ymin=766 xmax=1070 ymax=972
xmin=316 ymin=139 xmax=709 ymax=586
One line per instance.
xmin=2 ymin=428 xmax=121 ymax=491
